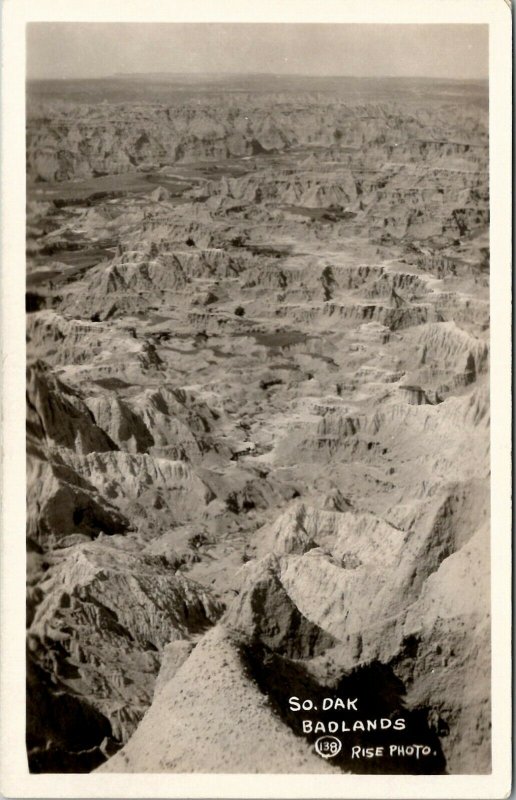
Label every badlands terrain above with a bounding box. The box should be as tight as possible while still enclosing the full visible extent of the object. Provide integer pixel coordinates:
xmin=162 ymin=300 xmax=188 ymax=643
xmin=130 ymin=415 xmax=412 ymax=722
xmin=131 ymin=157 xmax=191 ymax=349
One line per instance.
xmin=26 ymin=75 xmax=490 ymax=774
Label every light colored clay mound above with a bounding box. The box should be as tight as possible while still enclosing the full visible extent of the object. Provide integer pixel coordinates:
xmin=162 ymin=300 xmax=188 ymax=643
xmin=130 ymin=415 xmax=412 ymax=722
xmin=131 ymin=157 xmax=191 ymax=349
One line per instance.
xmin=84 ymin=385 xmax=220 ymax=461
xmin=26 ymin=359 xmax=219 ymax=546
xmin=399 ymin=523 xmax=491 ymax=773
xmin=249 ymin=495 xmax=359 ymax=560
xmin=83 ymin=394 xmax=156 ymax=455
xmin=215 ymin=450 xmax=490 ymax=774
xmin=59 ymin=451 xmax=215 ymax=523
xmin=232 ymin=479 xmax=489 ymax=657
xmin=224 ymin=553 xmax=339 ymax=658
xmin=98 ymin=625 xmax=336 ymax=773
xmin=27 ymin=310 xmax=164 ymax=378
xmin=206 ymin=172 xmax=358 ymax=209
xmin=412 ymin=320 xmax=489 ymax=366
xmin=26 ymin=455 xmax=130 ymax=547
xmin=274 ymin=384 xmax=489 ymax=494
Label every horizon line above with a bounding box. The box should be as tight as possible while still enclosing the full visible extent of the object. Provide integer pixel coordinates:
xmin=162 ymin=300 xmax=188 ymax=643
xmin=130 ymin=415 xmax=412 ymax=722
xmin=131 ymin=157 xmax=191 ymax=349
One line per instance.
xmin=27 ymin=71 xmax=489 ymax=82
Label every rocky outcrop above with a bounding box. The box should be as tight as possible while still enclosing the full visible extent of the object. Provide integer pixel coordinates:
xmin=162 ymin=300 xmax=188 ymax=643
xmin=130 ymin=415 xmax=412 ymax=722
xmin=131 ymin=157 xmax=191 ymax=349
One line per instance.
xmin=27 ymin=541 xmax=224 ymax=771
xmin=27 ymin=362 xmax=117 ymax=455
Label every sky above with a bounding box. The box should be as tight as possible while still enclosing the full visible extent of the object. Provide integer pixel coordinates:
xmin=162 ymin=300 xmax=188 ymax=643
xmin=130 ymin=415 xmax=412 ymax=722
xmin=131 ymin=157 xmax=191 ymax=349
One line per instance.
xmin=26 ymin=23 xmax=488 ymax=81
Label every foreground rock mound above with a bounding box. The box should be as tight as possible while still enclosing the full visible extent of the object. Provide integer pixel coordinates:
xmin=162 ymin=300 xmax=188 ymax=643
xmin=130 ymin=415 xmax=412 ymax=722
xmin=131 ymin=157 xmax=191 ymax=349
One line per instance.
xmin=98 ymin=626 xmax=338 ymax=773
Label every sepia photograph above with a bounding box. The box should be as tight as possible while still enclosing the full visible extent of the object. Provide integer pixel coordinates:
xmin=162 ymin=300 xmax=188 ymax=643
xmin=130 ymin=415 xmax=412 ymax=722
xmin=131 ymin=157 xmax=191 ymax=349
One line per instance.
xmin=0 ymin=2 xmax=512 ymax=798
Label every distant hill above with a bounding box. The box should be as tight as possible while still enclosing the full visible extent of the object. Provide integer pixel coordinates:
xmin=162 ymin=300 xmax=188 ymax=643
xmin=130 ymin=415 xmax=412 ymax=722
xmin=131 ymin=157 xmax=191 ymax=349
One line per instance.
xmin=27 ymin=72 xmax=488 ymax=107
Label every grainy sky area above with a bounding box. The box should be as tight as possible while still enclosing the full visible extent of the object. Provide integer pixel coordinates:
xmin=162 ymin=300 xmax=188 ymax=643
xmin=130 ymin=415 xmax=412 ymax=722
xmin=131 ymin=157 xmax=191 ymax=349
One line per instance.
xmin=27 ymin=23 xmax=488 ymax=80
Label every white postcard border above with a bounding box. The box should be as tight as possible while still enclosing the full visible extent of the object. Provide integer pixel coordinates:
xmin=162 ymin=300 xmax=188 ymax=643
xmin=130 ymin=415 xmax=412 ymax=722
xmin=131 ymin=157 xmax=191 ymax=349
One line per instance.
xmin=1 ymin=1 xmax=511 ymax=798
